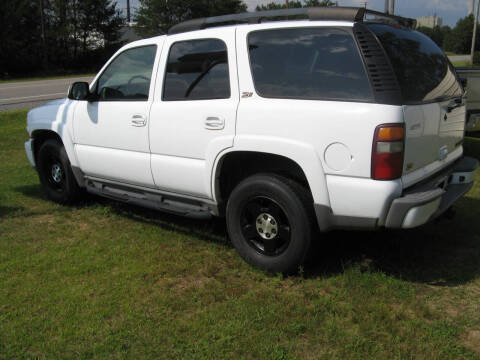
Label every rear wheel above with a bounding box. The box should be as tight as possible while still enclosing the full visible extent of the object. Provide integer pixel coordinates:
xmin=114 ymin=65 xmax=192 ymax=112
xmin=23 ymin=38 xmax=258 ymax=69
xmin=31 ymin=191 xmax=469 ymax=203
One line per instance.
xmin=226 ymin=174 xmax=313 ymax=274
xmin=37 ymin=139 xmax=82 ymax=204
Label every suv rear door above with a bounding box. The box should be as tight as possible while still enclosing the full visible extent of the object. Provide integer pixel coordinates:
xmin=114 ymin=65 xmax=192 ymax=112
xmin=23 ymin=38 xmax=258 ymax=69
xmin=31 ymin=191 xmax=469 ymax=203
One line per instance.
xmin=367 ymin=24 xmax=465 ymax=187
xmin=149 ymin=28 xmax=238 ymax=198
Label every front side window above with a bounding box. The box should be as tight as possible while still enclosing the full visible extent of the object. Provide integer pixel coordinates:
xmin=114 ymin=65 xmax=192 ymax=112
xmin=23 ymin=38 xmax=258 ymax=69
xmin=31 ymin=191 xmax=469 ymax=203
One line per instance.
xmin=163 ymin=39 xmax=230 ymax=101
xmin=96 ymin=45 xmax=157 ymax=101
xmin=367 ymin=24 xmax=463 ymax=104
xmin=248 ymin=27 xmax=373 ymax=101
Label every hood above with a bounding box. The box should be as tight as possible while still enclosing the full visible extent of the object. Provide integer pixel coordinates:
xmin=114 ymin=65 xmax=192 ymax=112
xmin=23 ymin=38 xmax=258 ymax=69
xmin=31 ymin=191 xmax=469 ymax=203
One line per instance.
xmin=26 ymin=98 xmax=73 ymax=135
xmin=43 ymin=98 xmax=67 ymax=107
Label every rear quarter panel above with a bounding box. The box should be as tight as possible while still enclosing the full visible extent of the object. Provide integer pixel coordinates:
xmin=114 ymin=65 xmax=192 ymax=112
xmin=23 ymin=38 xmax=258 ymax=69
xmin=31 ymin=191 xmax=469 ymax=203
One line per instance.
xmin=234 ymin=22 xmax=404 ymax=212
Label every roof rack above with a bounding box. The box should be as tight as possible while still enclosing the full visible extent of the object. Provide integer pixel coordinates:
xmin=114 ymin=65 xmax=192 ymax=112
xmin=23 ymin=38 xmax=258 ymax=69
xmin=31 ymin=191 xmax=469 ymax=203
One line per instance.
xmin=168 ymin=7 xmax=416 ymax=35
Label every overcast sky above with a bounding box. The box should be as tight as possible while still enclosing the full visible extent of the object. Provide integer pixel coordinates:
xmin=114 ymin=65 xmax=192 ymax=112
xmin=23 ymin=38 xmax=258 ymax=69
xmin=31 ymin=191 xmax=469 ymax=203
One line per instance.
xmin=120 ymin=0 xmax=473 ymax=27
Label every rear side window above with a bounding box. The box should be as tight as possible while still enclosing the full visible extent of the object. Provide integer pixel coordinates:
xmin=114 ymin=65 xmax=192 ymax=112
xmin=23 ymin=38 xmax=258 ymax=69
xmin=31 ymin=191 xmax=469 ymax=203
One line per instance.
xmin=247 ymin=28 xmax=373 ymax=101
xmin=163 ymin=39 xmax=230 ymax=101
xmin=367 ymin=24 xmax=463 ymax=104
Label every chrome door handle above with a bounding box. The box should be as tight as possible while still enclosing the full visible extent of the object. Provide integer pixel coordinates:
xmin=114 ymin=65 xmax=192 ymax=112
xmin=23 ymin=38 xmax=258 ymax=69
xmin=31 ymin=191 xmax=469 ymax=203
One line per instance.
xmin=204 ymin=116 xmax=224 ymax=130
xmin=131 ymin=114 xmax=147 ymax=127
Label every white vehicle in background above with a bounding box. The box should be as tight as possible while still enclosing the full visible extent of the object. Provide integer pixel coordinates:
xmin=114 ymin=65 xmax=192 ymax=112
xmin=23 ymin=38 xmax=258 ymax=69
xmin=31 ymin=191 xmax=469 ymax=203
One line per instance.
xmin=24 ymin=7 xmax=478 ymax=273
xmin=455 ymin=67 xmax=480 ymax=133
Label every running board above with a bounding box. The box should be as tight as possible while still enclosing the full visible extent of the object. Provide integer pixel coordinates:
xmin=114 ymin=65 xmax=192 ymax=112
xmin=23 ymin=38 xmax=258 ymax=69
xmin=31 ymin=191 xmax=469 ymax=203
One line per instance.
xmin=85 ymin=179 xmax=212 ymax=219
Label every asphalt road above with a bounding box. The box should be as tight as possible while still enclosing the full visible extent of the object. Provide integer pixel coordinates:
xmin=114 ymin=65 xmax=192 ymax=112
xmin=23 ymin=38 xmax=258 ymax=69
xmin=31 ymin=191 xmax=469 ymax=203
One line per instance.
xmin=0 ymin=76 xmax=93 ymax=111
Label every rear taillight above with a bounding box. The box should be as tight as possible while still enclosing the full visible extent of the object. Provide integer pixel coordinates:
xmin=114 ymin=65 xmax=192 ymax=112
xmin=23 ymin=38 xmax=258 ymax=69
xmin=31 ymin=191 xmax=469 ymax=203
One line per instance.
xmin=371 ymin=124 xmax=404 ymax=180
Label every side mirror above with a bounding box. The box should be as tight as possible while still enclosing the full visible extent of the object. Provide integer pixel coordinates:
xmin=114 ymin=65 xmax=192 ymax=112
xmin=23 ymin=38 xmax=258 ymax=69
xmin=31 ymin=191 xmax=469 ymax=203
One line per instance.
xmin=67 ymin=82 xmax=91 ymax=101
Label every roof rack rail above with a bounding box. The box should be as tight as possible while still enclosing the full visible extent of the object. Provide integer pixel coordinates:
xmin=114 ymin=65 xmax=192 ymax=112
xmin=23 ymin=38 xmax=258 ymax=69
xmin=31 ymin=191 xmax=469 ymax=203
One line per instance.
xmin=168 ymin=7 xmax=416 ymax=35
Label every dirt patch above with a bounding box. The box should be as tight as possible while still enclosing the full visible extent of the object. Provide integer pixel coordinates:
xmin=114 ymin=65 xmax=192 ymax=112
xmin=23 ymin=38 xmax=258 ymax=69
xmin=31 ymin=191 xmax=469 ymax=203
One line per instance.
xmin=32 ymin=213 xmax=55 ymax=225
xmin=76 ymin=221 xmax=91 ymax=231
xmin=463 ymin=330 xmax=480 ymax=353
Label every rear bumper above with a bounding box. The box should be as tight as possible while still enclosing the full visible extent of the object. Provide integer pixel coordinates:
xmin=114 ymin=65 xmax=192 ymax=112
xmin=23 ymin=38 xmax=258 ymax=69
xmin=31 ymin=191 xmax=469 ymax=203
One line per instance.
xmin=385 ymin=156 xmax=478 ymax=229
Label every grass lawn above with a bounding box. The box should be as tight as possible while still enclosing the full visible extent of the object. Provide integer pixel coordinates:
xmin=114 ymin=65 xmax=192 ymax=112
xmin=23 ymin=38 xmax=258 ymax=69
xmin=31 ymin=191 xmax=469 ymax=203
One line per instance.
xmin=1 ymin=109 xmax=480 ymax=359
xmin=452 ymin=61 xmax=472 ymax=68
xmin=452 ymin=61 xmax=478 ymax=68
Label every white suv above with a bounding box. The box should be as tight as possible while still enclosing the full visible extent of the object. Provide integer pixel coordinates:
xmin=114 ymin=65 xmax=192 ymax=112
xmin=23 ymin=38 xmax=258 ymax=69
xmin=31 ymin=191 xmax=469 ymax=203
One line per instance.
xmin=24 ymin=8 xmax=478 ymax=273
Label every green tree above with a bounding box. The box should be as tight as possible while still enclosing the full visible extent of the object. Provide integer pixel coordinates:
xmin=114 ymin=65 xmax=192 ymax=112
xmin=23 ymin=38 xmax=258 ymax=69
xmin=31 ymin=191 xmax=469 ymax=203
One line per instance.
xmin=443 ymin=14 xmax=480 ymax=54
xmin=256 ymin=1 xmax=303 ymax=10
xmin=135 ymin=0 xmax=247 ymax=37
xmin=416 ymin=25 xmax=447 ymax=48
xmin=0 ymin=0 xmax=124 ymax=78
xmin=0 ymin=0 xmax=43 ymax=77
xmin=256 ymin=0 xmax=336 ymax=11
xmin=78 ymin=0 xmax=123 ymax=51
xmin=439 ymin=26 xmax=453 ymax=51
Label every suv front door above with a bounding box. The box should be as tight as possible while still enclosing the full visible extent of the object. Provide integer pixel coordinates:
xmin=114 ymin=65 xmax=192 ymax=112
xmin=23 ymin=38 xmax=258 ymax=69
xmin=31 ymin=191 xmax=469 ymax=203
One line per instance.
xmin=73 ymin=44 xmax=160 ymax=187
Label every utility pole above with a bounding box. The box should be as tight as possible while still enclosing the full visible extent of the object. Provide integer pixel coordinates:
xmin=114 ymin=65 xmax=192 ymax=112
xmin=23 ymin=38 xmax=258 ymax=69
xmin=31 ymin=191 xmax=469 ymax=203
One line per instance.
xmin=385 ymin=0 xmax=389 ymax=14
xmin=471 ymin=0 xmax=480 ymax=65
xmin=127 ymin=0 xmax=131 ymax=23
xmin=389 ymin=0 xmax=395 ymax=15
xmin=286 ymin=0 xmax=289 ymax=8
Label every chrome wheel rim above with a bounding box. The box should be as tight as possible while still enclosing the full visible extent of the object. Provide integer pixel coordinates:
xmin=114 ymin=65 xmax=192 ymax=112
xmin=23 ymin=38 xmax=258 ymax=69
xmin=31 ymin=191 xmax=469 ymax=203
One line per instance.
xmin=42 ymin=148 xmax=66 ymax=192
xmin=51 ymin=163 xmax=63 ymax=183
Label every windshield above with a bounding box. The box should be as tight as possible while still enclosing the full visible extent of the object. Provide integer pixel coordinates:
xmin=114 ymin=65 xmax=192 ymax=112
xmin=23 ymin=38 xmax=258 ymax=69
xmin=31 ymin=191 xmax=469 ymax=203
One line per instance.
xmin=367 ymin=24 xmax=463 ymax=104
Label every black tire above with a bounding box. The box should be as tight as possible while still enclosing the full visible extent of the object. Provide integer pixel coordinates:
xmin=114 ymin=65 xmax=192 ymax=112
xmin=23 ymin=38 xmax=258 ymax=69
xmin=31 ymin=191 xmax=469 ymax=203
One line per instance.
xmin=226 ymin=173 xmax=314 ymax=274
xmin=36 ymin=139 xmax=82 ymax=204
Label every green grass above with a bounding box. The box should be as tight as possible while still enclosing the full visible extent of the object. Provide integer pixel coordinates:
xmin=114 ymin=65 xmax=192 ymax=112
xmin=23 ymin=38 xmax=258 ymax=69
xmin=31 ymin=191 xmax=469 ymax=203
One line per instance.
xmin=1 ymin=109 xmax=480 ymax=359
xmin=452 ymin=61 xmax=472 ymax=67
xmin=451 ymin=61 xmax=480 ymax=68
xmin=0 ymin=73 xmax=94 ymax=84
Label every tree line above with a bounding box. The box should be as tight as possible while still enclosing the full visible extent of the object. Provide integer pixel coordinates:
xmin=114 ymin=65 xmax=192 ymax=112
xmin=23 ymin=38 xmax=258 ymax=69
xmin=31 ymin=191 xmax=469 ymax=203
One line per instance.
xmin=417 ymin=14 xmax=480 ymax=58
xmin=2 ymin=0 xmax=479 ymax=79
xmin=0 ymin=0 xmax=124 ymax=79
xmin=2 ymin=0 xmax=329 ymax=79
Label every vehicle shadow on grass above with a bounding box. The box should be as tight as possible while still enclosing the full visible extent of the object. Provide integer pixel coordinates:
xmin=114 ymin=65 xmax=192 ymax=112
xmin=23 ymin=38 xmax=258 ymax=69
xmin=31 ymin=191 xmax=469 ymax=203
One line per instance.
xmin=14 ymin=184 xmax=480 ymax=286
xmin=107 ymin=193 xmax=480 ymax=286
xmin=14 ymin=184 xmax=231 ymax=247
xmin=14 ymin=184 xmax=47 ymax=201
xmin=0 ymin=205 xmax=24 ymax=218
xmin=99 ymin=197 xmax=231 ymax=247
xmin=306 ymin=196 xmax=480 ymax=286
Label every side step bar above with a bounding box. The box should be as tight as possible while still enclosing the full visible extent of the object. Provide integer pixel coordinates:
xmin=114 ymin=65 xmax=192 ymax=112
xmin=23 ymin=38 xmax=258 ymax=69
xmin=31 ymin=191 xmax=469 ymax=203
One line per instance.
xmin=85 ymin=179 xmax=212 ymax=219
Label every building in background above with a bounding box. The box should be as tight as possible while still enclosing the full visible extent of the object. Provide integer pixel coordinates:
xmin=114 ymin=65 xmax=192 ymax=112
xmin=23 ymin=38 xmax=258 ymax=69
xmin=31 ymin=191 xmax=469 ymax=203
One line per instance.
xmin=416 ymin=15 xmax=443 ymax=28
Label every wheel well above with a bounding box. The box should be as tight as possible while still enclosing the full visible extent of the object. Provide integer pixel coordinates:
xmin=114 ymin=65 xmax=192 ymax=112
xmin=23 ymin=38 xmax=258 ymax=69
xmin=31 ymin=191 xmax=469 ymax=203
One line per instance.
xmin=216 ymin=152 xmax=311 ymax=211
xmin=31 ymin=130 xmax=62 ymax=163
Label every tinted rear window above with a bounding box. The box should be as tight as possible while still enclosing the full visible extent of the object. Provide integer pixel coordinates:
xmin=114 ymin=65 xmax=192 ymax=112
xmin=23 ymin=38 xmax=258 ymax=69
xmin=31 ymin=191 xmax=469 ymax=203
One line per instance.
xmin=248 ymin=28 xmax=373 ymax=101
xmin=367 ymin=24 xmax=462 ymax=104
xmin=163 ymin=39 xmax=230 ymax=101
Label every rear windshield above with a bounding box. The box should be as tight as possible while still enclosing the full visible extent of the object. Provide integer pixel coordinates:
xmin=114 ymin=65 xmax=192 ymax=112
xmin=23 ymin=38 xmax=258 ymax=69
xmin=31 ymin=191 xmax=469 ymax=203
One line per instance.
xmin=367 ymin=24 xmax=462 ymax=104
xmin=247 ymin=28 xmax=373 ymax=102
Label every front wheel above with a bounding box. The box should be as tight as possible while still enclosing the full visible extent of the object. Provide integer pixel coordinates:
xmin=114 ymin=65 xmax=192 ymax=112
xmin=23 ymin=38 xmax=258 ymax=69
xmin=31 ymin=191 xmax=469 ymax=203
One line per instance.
xmin=37 ymin=139 xmax=82 ymax=204
xmin=226 ymin=174 xmax=314 ymax=274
